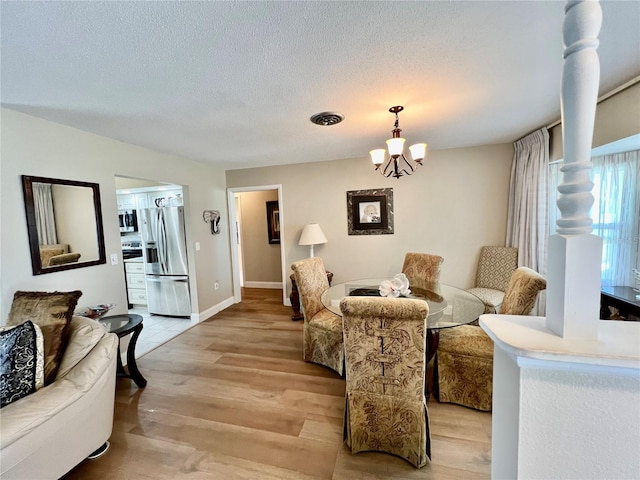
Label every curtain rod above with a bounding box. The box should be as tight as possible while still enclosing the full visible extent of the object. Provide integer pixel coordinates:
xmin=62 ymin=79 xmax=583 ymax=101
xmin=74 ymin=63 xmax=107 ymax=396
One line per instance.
xmin=545 ymin=75 xmax=640 ymax=130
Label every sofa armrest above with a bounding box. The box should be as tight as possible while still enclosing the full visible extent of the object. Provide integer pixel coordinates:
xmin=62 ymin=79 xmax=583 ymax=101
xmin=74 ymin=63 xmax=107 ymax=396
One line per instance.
xmin=56 ymin=316 xmax=107 ymax=380
xmin=0 ymin=332 xmax=118 ymax=450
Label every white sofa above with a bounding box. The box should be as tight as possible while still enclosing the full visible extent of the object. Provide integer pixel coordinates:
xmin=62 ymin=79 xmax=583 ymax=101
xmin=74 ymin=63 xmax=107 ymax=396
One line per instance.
xmin=0 ymin=316 xmax=118 ymax=479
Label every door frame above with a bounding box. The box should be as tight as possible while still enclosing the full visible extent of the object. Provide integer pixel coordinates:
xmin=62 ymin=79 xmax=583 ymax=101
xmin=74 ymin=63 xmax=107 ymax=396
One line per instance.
xmin=226 ymin=184 xmax=287 ymax=305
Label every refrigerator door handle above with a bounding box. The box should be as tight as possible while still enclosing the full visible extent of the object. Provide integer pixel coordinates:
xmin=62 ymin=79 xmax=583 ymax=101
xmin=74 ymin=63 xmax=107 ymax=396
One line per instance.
xmin=157 ymin=208 xmax=167 ymax=274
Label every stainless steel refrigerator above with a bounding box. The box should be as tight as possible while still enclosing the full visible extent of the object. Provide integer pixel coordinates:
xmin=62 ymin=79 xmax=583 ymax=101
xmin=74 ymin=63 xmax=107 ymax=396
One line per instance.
xmin=140 ymin=206 xmax=191 ymax=317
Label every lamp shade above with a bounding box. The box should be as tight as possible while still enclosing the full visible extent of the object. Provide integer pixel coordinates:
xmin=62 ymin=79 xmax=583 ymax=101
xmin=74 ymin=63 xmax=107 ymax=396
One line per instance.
xmin=370 ymin=149 xmax=386 ymax=166
xmin=386 ymin=137 xmax=405 ymax=157
xmin=299 ymin=223 xmax=328 ymax=246
xmin=409 ymin=143 xmax=427 ymax=161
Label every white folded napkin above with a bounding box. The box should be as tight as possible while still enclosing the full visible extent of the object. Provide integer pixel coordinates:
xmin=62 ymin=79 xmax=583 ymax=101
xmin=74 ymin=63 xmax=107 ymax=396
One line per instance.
xmin=379 ymin=273 xmax=411 ymax=298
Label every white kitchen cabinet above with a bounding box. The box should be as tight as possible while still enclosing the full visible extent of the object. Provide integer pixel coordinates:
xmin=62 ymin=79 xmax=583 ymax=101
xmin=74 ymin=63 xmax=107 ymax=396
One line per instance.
xmin=126 ymin=272 xmax=146 ymax=288
xmin=147 ymin=189 xmax=183 ymax=208
xmin=128 ymin=289 xmax=148 ymax=305
xmin=134 ymin=193 xmax=149 ymax=209
xmin=117 ymin=194 xmax=136 ymax=210
xmin=125 ymin=261 xmax=147 ymax=306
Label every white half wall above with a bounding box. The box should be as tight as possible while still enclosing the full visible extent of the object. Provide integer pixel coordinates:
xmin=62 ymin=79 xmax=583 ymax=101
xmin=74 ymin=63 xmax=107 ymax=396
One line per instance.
xmin=482 ymin=314 xmax=640 ymax=480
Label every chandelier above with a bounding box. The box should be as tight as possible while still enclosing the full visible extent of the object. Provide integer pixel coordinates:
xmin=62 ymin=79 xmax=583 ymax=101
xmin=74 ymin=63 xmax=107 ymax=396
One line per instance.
xmin=370 ymin=106 xmax=427 ymax=179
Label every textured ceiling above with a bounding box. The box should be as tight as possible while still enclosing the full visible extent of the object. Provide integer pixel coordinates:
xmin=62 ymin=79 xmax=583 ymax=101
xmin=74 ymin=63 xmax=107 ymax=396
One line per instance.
xmin=1 ymin=1 xmax=639 ymax=170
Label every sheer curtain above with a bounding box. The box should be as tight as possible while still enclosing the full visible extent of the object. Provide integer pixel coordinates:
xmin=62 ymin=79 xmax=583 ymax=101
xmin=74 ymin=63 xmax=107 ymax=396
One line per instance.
xmin=551 ymin=149 xmax=640 ymax=286
xmin=33 ymin=182 xmax=58 ymax=245
xmin=506 ymin=128 xmax=550 ymax=274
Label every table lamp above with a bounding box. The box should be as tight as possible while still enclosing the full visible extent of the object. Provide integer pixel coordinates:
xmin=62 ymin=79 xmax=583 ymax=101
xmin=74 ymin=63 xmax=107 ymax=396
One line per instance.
xmin=299 ymin=223 xmax=328 ymax=258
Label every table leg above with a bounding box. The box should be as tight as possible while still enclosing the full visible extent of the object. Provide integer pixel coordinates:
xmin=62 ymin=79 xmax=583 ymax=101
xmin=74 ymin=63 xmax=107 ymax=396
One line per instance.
xmin=289 ymin=274 xmax=304 ymax=321
xmin=116 ymin=345 xmax=125 ymax=377
xmin=425 ymin=329 xmax=440 ymax=400
xmin=426 ymin=329 xmax=439 ymax=365
xmin=125 ymin=323 xmax=148 ymax=388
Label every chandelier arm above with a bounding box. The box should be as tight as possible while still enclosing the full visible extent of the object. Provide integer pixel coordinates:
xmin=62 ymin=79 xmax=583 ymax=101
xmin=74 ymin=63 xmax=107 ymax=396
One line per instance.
xmin=381 ymin=159 xmax=395 ymax=177
xmin=399 ymin=154 xmax=416 ymax=173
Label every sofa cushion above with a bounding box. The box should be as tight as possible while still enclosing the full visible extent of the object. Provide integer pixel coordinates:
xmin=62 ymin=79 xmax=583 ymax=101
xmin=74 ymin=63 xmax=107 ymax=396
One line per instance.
xmin=7 ymin=291 xmax=82 ymax=385
xmin=1 ymin=321 xmax=45 ymax=408
xmin=56 ymin=316 xmax=107 ymax=380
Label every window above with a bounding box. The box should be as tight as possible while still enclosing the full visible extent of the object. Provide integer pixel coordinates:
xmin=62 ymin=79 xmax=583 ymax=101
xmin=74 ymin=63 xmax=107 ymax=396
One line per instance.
xmin=549 ymin=148 xmax=640 ymax=287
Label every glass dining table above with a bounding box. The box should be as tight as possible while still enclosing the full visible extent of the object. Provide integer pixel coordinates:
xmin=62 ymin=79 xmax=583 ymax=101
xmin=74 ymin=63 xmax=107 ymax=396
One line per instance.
xmin=321 ymin=278 xmax=485 ymax=365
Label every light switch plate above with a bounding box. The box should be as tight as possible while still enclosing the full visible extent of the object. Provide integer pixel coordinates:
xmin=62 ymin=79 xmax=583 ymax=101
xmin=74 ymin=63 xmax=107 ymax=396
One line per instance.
xmin=110 ymin=253 xmax=118 ymax=265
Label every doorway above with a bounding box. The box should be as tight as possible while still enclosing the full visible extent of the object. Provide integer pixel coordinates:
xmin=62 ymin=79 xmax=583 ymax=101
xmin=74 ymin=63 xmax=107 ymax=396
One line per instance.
xmin=114 ymin=175 xmax=198 ymax=357
xmin=227 ymin=185 xmax=287 ymax=305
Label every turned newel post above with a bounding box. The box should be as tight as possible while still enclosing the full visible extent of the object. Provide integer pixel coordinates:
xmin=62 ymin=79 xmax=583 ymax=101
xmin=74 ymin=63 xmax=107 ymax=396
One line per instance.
xmin=556 ymin=0 xmax=601 ymax=235
xmin=546 ymin=0 xmax=603 ymax=339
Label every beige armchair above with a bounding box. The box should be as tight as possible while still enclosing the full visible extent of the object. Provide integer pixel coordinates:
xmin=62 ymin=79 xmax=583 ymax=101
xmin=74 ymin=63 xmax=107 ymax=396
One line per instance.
xmin=340 ymin=296 xmax=431 ymax=468
xmin=39 ymin=244 xmax=69 ymax=267
xmin=402 ymin=252 xmax=444 ymax=290
xmin=466 ymin=246 xmax=518 ymax=314
xmin=291 ymin=257 xmax=343 ymax=375
xmin=437 ymin=266 xmax=546 ymax=411
xmin=48 ymin=252 xmax=81 ymax=266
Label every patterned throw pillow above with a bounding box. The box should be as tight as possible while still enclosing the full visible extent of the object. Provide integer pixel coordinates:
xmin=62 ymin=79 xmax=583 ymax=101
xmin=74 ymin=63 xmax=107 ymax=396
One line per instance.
xmin=1 ymin=321 xmax=45 ymax=408
xmin=7 ymin=290 xmax=82 ymax=385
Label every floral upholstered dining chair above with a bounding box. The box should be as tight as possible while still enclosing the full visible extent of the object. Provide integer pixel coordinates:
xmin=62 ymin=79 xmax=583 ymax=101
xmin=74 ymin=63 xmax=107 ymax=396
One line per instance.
xmin=437 ymin=266 xmax=547 ymax=411
xmin=401 ymin=252 xmax=444 ymax=291
xmin=339 ymin=296 xmax=431 ymax=468
xmin=291 ymin=257 xmax=344 ymax=375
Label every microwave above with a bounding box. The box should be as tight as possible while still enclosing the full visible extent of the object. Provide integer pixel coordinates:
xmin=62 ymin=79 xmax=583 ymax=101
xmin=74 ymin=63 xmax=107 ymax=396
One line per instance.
xmin=118 ymin=209 xmax=138 ymax=233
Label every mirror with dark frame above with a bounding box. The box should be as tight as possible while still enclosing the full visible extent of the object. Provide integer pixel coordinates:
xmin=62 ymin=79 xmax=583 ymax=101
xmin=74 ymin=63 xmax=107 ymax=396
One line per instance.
xmin=22 ymin=175 xmax=106 ymax=275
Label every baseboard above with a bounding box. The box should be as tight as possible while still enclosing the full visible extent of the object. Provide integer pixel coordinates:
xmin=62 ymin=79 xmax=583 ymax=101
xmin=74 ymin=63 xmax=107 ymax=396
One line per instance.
xmin=243 ymin=281 xmax=283 ymax=289
xmin=193 ymin=296 xmax=235 ymax=322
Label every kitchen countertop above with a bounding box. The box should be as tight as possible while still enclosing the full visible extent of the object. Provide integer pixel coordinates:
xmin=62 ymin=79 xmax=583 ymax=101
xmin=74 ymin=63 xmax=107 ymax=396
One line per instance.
xmin=124 ymin=256 xmax=143 ymax=263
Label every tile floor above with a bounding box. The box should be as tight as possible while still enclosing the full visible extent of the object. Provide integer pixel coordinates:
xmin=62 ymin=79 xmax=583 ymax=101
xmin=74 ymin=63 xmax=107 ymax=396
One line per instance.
xmin=128 ymin=307 xmax=198 ymax=358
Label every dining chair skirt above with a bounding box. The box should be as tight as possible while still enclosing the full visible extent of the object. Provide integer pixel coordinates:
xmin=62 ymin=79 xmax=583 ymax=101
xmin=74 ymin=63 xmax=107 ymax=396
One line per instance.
xmin=437 ymin=325 xmax=494 ymax=412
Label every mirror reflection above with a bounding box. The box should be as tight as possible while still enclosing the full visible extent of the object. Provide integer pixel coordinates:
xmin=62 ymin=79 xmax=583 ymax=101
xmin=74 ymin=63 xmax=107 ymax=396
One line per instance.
xmin=22 ymin=175 xmax=106 ymax=275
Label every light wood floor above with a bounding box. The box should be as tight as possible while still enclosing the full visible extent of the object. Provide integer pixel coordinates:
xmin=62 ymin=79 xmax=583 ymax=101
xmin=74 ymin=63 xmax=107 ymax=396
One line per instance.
xmin=64 ymin=288 xmax=491 ymax=479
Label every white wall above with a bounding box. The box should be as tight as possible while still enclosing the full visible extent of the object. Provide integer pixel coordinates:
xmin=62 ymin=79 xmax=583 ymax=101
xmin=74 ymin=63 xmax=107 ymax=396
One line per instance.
xmin=1 ymin=108 xmax=514 ymax=318
xmin=1 ymin=108 xmax=233 ymax=321
xmin=550 ymin=82 xmax=640 ymax=160
xmin=52 ymin=184 xmax=98 ymax=260
xmin=239 ymin=190 xmax=281 ymax=283
xmin=226 ymin=143 xmax=513 ymax=294
xmin=52 ymin=185 xmax=100 ymax=262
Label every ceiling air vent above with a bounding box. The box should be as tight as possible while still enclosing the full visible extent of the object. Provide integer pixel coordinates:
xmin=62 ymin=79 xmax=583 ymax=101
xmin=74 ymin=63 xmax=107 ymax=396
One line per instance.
xmin=310 ymin=112 xmax=344 ymax=126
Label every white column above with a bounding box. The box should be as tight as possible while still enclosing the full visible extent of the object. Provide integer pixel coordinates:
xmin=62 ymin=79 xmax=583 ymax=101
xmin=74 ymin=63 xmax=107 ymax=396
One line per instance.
xmin=546 ymin=0 xmax=603 ymax=340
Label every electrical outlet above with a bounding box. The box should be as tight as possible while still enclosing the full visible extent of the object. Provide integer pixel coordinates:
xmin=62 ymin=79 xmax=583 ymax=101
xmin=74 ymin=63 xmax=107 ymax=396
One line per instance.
xmin=110 ymin=253 xmax=118 ymax=265
xmin=214 ymin=281 xmax=219 ymax=290
xmin=195 ymin=242 xmax=201 ymax=251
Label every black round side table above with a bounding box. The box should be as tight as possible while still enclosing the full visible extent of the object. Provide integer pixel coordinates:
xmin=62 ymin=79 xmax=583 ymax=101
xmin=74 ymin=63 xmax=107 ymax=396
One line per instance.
xmin=99 ymin=314 xmax=147 ymax=388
